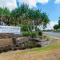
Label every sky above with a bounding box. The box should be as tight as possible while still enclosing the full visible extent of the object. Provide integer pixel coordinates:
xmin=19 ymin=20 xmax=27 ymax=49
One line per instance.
xmin=0 ymin=0 xmax=60 ymax=29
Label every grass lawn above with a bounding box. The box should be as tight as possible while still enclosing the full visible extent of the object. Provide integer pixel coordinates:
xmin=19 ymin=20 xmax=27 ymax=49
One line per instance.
xmin=31 ymin=39 xmax=60 ymax=52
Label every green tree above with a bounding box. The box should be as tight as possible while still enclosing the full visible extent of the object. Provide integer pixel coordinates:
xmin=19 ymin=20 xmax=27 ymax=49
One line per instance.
xmin=0 ymin=8 xmax=10 ymax=25
xmin=53 ymin=24 xmax=59 ymax=30
xmin=7 ymin=4 xmax=50 ymax=32
xmin=11 ymin=4 xmax=29 ymax=25
xmin=54 ymin=17 xmax=60 ymax=30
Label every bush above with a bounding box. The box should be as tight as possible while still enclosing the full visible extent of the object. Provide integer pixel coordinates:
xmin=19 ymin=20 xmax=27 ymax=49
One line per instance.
xmin=36 ymin=28 xmax=42 ymax=36
xmin=22 ymin=32 xmax=37 ymax=37
xmin=30 ymin=32 xmax=37 ymax=38
xmin=22 ymin=31 xmax=42 ymax=37
xmin=38 ymin=31 xmax=42 ymax=36
xmin=22 ymin=32 xmax=31 ymax=36
xmin=21 ymin=25 xmax=28 ymax=31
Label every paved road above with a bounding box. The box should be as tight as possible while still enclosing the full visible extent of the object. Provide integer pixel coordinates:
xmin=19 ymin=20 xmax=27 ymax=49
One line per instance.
xmin=43 ymin=32 xmax=60 ymax=38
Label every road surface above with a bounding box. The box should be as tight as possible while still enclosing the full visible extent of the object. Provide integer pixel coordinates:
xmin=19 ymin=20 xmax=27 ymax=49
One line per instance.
xmin=43 ymin=32 xmax=60 ymax=38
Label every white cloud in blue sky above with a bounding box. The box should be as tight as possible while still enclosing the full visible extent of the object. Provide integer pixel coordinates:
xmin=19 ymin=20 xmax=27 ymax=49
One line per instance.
xmin=0 ymin=0 xmax=60 ymax=9
xmin=0 ymin=0 xmax=49 ymax=9
xmin=17 ymin=0 xmax=49 ymax=8
xmin=55 ymin=0 xmax=60 ymax=4
xmin=37 ymin=0 xmax=48 ymax=4
xmin=0 ymin=0 xmax=60 ymax=10
xmin=17 ymin=0 xmax=36 ymax=7
xmin=0 ymin=0 xmax=17 ymax=10
xmin=46 ymin=21 xmax=58 ymax=30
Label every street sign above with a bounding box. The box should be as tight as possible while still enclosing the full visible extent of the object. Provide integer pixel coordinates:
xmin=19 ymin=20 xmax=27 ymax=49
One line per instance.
xmin=0 ymin=26 xmax=21 ymax=34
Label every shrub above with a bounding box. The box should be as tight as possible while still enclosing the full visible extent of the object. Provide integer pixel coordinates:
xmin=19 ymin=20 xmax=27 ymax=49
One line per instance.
xmin=22 ymin=31 xmax=37 ymax=37
xmin=21 ymin=25 xmax=28 ymax=31
xmin=38 ymin=31 xmax=42 ymax=36
xmin=30 ymin=32 xmax=37 ymax=38
xmin=22 ymin=30 xmax=42 ymax=37
xmin=22 ymin=31 xmax=42 ymax=37
xmin=22 ymin=32 xmax=31 ymax=36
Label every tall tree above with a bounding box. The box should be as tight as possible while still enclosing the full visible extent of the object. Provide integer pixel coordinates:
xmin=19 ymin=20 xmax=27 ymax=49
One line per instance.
xmin=53 ymin=24 xmax=59 ymax=30
xmin=11 ymin=4 xmax=29 ymax=25
xmin=9 ymin=4 xmax=50 ymax=31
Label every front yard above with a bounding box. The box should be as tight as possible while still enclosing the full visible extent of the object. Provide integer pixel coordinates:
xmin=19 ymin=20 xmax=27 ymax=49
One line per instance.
xmin=0 ymin=36 xmax=60 ymax=60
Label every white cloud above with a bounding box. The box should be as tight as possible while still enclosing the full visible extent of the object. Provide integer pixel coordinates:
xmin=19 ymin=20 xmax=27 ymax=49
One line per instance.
xmin=18 ymin=0 xmax=48 ymax=8
xmin=37 ymin=0 xmax=48 ymax=4
xmin=46 ymin=21 xmax=58 ymax=30
xmin=0 ymin=0 xmax=49 ymax=10
xmin=37 ymin=21 xmax=57 ymax=30
xmin=0 ymin=0 xmax=17 ymax=10
xmin=54 ymin=0 xmax=60 ymax=4
xmin=17 ymin=0 xmax=36 ymax=8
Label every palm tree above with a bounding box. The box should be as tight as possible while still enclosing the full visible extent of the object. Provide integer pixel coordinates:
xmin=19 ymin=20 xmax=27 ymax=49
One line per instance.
xmin=11 ymin=4 xmax=29 ymax=25
xmin=10 ymin=4 xmax=50 ymax=31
